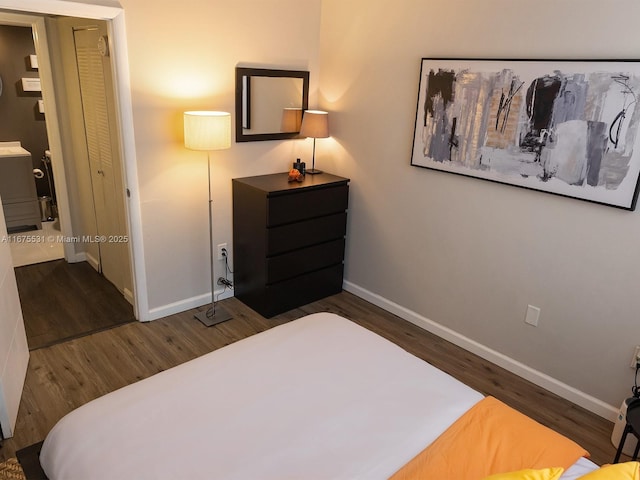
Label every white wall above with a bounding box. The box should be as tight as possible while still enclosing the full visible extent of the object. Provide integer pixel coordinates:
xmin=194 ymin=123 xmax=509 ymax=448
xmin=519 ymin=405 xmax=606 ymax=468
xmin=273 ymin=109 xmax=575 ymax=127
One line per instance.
xmin=0 ymin=199 xmax=29 ymax=438
xmin=318 ymin=0 xmax=640 ymax=415
xmin=117 ymin=0 xmax=323 ymax=317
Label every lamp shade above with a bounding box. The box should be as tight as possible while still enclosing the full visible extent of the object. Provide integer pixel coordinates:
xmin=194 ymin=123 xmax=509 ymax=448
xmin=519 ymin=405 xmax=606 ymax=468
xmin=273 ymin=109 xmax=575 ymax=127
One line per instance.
xmin=184 ymin=111 xmax=231 ymax=151
xmin=299 ymin=110 xmax=329 ymax=139
xmin=281 ymin=108 xmax=303 ymax=132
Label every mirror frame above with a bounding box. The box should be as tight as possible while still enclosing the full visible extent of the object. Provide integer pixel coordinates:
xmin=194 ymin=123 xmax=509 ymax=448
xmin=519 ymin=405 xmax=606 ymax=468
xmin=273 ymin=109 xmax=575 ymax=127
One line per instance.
xmin=235 ymin=67 xmax=310 ymax=142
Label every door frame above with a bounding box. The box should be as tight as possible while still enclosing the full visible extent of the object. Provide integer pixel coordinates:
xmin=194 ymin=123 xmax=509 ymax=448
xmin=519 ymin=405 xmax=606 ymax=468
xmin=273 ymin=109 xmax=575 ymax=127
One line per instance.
xmin=0 ymin=1 xmax=149 ymax=320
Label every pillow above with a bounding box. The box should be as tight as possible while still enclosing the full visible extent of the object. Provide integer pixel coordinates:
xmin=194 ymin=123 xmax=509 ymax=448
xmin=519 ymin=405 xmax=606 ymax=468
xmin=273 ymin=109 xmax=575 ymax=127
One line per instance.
xmin=577 ymin=461 xmax=639 ymax=479
xmin=483 ymin=467 xmax=564 ymax=480
xmin=389 ymin=396 xmax=589 ymax=480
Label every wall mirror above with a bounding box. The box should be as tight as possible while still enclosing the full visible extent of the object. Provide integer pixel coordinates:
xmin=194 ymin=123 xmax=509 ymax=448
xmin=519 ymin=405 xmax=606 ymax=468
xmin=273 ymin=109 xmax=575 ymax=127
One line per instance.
xmin=235 ymin=67 xmax=309 ymax=142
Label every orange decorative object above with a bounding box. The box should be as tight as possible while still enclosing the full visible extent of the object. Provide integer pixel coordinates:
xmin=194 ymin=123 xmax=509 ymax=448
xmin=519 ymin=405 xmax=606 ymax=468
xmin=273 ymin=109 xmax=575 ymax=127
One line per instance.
xmin=288 ymin=168 xmax=304 ymax=182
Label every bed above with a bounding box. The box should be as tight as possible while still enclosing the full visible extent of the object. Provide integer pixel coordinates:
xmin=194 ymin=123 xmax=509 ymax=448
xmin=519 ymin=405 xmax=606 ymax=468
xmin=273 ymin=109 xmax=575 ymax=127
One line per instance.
xmin=37 ymin=312 xmax=605 ymax=479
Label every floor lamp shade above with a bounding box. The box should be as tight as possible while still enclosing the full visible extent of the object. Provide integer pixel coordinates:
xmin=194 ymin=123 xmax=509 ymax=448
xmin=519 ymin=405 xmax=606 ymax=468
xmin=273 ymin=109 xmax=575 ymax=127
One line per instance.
xmin=184 ymin=111 xmax=231 ymax=151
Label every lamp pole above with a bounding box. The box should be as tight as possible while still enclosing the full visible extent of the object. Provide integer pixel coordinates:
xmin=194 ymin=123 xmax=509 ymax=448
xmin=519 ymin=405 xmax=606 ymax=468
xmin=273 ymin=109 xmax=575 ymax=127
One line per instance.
xmin=194 ymin=150 xmax=232 ymax=326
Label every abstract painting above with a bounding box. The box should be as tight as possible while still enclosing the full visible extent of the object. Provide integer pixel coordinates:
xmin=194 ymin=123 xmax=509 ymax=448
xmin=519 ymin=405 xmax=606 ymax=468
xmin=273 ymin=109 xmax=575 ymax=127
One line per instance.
xmin=411 ymin=58 xmax=640 ymax=210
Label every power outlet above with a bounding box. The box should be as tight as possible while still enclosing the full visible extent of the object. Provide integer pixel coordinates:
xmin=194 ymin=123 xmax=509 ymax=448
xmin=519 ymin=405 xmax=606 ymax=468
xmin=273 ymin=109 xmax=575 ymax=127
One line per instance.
xmin=524 ymin=305 xmax=540 ymax=327
xmin=630 ymin=345 xmax=640 ymax=368
xmin=216 ymin=243 xmax=227 ymax=261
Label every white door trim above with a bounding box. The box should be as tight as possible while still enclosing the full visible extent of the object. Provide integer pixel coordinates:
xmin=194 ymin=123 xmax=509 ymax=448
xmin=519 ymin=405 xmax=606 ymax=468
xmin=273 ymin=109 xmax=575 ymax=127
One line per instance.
xmin=0 ymin=0 xmax=149 ymax=321
xmin=0 ymin=0 xmax=123 ymax=19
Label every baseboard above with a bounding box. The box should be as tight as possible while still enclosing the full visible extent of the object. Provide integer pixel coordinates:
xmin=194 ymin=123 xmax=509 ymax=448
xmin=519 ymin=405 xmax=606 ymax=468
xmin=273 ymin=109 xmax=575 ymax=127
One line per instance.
xmin=85 ymin=252 xmax=100 ymax=271
xmin=143 ymin=288 xmax=234 ymax=322
xmin=343 ymin=280 xmax=618 ymax=422
xmin=65 ymin=250 xmax=86 ymax=263
xmin=123 ymin=287 xmax=134 ymax=305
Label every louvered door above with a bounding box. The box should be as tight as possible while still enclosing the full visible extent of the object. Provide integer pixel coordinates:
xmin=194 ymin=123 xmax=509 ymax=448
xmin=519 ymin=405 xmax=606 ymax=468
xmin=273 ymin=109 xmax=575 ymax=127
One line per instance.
xmin=73 ymin=26 xmax=129 ymax=294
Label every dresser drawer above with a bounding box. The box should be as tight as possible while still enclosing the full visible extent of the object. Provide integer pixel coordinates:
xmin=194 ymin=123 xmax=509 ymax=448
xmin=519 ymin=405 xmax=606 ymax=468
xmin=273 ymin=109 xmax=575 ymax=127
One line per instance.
xmin=267 ymin=238 xmax=345 ymax=284
xmin=267 ymin=184 xmax=348 ymax=226
xmin=262 ymin=264 xmax=344 ymax=317
xmin=267 ymin=212 xmax=346 ymax=256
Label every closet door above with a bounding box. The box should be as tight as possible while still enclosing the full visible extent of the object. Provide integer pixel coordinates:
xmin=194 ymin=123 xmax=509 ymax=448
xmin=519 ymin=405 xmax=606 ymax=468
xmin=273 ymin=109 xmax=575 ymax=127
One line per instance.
xmin=73 ymin=25 xmax=130 ymax=294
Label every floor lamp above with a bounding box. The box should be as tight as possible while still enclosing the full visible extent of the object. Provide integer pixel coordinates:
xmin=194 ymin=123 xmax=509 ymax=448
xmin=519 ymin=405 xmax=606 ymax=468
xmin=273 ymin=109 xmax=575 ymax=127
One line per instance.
xmin=184 ymin=111 xmax=233 ymax=327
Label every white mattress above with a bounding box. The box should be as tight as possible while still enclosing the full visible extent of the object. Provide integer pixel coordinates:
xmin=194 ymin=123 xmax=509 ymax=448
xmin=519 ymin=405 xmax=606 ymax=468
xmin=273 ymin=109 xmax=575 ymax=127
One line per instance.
xmin=40 ymin=313 xmax=484 ymax=480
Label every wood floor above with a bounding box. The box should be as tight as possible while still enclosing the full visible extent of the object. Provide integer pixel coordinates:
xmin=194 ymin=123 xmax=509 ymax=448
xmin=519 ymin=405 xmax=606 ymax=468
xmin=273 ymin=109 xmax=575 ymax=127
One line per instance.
xmin=0 ymin=291 xmax=621 ymax=466
xmin=14 ymin=260 xmax=135 ymax=350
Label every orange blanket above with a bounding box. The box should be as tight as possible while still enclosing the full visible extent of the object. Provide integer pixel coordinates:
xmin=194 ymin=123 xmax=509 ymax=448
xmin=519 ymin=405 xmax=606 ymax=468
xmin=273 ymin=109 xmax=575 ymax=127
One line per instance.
xmin=389 ymin=396 xmax=589 ymax=480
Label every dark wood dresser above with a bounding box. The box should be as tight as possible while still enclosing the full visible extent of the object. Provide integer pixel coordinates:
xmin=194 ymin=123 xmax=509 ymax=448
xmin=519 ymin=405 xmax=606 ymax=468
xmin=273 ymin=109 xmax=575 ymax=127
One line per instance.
xmin=232 ymin=172 xmax=349 ymax=318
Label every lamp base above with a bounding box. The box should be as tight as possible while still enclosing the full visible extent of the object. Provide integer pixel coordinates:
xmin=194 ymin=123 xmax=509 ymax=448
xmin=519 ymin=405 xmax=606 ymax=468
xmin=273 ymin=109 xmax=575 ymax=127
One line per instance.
xmin=194 ymin=303 xmax=232 ymax=327
xmin=306 ymin=168 xmax=323 ymax=175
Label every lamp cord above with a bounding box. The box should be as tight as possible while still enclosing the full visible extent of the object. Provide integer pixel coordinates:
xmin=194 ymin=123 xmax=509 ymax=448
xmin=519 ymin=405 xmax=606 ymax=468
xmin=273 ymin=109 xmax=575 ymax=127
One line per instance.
xmin=213 ymin=254 xmax=234 ymax=306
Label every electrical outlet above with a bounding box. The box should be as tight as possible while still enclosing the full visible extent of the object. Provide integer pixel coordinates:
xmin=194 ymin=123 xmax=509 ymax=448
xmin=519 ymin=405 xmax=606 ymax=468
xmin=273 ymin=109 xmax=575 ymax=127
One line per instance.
xmin=524 ymin=305 xmax=540 ymax=327
xmin=630 ymin=345 xmax=640 ymax=368
xmin=216 ymin=243 xmax=227 ymax=261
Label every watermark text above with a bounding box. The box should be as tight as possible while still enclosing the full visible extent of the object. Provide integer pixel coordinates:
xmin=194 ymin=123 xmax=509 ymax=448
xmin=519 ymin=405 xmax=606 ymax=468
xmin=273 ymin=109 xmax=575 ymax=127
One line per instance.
xmin=1 ymin=234 xmax=129 ymax=244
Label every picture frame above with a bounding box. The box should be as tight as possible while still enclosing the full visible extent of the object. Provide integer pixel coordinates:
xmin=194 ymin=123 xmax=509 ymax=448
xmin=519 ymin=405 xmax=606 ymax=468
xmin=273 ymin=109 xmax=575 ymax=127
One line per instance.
xmin=410 ymin=58 xmax=640 ymax=210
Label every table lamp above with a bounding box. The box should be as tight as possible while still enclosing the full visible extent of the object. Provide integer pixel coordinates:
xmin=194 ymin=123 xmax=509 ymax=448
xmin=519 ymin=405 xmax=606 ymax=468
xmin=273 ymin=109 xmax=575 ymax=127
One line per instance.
xmin=299 ymin=110 xmax=329 ymax=174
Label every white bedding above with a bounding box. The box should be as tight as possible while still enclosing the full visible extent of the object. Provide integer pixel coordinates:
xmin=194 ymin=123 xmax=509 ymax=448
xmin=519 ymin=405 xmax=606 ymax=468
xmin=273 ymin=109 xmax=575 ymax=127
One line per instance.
xmin=560 ymin=457 xmax=599 ymax=479
xmin=40 ymin=313 xmax=484 ymax=479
